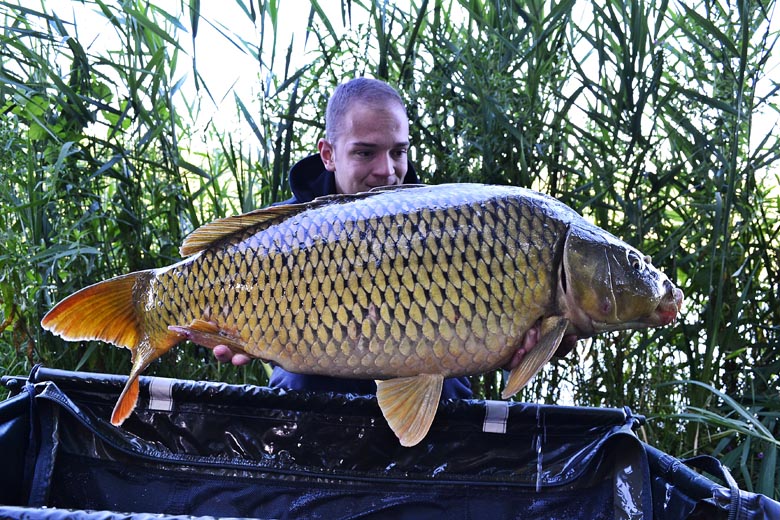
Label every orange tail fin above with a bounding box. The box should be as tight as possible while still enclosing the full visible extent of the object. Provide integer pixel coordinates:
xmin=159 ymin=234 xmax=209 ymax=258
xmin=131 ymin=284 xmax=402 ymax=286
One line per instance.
xmin=41 ymin=271 xmax=183 ymax=425
xmin=41 ymin=272 xmax=143 ymax=348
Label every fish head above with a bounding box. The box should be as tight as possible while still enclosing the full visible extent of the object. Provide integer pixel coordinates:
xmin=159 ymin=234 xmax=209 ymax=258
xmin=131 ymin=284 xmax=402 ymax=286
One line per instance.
xmin=561 ymin=227 xmax=683 ymax=335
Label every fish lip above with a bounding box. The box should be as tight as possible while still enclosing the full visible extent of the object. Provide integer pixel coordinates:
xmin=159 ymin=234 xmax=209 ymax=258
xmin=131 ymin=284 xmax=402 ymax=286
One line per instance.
xmin=652 ymin=286 xmax=683 ymax=325
xmin=655 ymin=303 xmax=680 ymax=325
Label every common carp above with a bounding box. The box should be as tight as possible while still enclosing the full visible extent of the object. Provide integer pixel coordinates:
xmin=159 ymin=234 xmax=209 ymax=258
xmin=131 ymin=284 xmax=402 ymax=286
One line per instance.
xmin=41 ymin=183 xmax=683 ymax=446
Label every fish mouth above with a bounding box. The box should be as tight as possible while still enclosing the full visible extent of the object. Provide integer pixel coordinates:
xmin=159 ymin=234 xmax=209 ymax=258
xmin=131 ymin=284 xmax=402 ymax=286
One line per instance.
xmin=653 ymin=286 xmax=684 ymax=325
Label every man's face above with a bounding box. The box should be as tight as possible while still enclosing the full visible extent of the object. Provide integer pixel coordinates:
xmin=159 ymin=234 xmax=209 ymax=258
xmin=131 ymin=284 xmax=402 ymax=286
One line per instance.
xmin=319 ymin=101 xmax=409 ymax=195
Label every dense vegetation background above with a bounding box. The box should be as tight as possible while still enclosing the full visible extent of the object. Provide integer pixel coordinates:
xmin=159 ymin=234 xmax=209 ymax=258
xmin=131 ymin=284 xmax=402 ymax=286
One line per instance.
xmin=1 ymin=0 xmax=778 ymax=498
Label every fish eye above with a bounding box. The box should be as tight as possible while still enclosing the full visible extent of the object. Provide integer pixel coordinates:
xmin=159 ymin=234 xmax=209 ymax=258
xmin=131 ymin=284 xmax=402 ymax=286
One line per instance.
xmin=629 ymin=252 xmax=643 ymax=271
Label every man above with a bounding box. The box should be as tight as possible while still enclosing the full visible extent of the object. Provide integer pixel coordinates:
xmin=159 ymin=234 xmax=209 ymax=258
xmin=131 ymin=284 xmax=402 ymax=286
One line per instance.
xmin=213 ymin=77 xmax=473 ymax=400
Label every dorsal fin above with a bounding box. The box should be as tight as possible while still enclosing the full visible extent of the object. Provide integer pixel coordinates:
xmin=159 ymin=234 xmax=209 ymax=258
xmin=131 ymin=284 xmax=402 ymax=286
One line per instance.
xmin=366 ymin=183 xmax=428 ymax=193
xmin=179 ymin=184 xmax=430 ymax=257
xmin=179 ymin=203 xmax=303 ymax=257
xmin=305 ymin=184 xmax=427 ymax=204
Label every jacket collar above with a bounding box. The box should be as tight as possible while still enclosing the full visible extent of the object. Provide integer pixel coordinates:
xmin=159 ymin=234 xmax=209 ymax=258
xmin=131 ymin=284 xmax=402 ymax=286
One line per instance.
xmin=287 ymin=154 xmax=420 ymax=204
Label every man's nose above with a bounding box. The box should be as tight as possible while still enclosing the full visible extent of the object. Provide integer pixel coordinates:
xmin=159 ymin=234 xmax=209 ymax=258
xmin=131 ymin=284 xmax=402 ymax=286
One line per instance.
xmin=374 ymin=154 xmax=395 ymax=178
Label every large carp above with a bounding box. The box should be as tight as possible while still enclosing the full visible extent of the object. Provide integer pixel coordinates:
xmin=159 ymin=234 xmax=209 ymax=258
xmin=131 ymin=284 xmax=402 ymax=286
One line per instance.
xmin=42 ymin=184 xmax=683 ymax=446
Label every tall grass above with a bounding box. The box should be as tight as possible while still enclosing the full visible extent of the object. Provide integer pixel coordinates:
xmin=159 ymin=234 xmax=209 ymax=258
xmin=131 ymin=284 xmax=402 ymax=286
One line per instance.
xmin=0 ymin=0 xmax=778 ymax=496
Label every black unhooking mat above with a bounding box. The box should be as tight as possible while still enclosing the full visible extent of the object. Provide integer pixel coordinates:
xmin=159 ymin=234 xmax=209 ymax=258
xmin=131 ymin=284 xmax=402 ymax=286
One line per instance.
xmin=1 ymin=366 xmax=778 ymax=519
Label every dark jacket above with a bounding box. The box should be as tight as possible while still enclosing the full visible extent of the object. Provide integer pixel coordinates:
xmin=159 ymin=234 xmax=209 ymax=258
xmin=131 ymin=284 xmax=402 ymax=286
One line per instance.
xmin=269 ymin=154 xmax=472 ymax=400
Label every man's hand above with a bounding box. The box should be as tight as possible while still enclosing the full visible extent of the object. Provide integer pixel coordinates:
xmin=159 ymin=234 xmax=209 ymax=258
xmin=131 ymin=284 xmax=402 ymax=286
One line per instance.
xmin=503 ymin=322 xmax=579 ymax=371
xmin=213 ymin=345 xmax=252 ymax=366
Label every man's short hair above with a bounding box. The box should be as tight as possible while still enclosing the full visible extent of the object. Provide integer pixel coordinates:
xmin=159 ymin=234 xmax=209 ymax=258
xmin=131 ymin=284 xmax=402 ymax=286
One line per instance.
xmin=325 ymin=77 xmax=407 ymax=142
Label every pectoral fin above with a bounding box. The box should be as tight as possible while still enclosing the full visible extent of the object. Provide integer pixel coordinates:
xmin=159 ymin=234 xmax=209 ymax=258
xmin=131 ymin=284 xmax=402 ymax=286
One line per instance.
xmin=502 ymin=316 xmax=569 ymax=399
xmin=376 ymin=374 xmax=444 ymax=447
xmin=169 ymin=319 xmax=249 ymax=355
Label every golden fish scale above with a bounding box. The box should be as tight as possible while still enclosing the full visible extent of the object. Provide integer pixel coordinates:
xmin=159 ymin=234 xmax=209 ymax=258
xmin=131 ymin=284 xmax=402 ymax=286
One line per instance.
xmin=146 ymin=186 xmax=565 ymax=379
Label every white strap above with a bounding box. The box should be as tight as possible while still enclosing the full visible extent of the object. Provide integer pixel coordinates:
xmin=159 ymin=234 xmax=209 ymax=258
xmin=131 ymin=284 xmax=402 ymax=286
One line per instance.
xmin=483 ymin=400 xmax=509 ymax=434
xmin=147 ymin=377 xmax=175 ymax=412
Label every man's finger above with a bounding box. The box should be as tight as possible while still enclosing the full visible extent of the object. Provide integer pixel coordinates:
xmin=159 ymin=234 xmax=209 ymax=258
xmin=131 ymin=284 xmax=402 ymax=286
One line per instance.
xmin=213 ymin=344 xmax=234 ymax=363
xmin=231 ymin=353 xmax=252 ymax=366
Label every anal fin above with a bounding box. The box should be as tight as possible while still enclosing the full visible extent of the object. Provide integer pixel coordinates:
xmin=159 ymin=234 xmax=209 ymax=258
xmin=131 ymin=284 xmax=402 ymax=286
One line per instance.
xmin=502 ymin=316 xmax=569 ymax=399
xmin=376 ymin=374 xmax=444 ymax=447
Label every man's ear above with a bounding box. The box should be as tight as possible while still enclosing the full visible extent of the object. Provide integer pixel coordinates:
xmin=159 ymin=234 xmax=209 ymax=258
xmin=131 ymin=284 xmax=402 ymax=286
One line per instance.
xmin=318 ymin=138 xmax=336 ymax=172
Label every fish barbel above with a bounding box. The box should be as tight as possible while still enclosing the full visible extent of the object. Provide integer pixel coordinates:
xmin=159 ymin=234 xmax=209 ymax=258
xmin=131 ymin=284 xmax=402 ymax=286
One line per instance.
xmin=41 ymin=184 xmax=683 ymax=446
